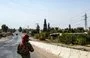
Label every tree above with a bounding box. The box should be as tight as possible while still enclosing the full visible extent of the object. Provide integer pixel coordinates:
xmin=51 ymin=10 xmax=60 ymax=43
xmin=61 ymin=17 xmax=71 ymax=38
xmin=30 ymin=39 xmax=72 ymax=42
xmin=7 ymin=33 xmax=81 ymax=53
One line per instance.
xmin=43 ymin=19 xmax=47 ymax=32
xmin=18 ymin=27 xmax=22 ymax=32
xmin=31 ymin=29 xmax=37 ymax=36
xmin=50 ymin=27 xmax=55 ymax=33
xmin=77 ymin=27 xmax=84 ymax=32
xmin=1 ymin=24 xmax=8 ymax=32
xmin=68 ymin=24 xmax=71 ymax=33
xmin=36 ymin=24 xmax=40 ymax=33
xmin=8 ymin=28 xmax=16 ymax=33
xmin=55 ymin=27 xmax=59 ymax=32
xmin=12 ymin=28 xmax=16 ymax=33
xmin=69 ymin=24 xmax=71 ymax=30
xmin=48 ymin=23 xmax=50 ymax=31
xmin=22 ymin=29 xmax=27 ymax=33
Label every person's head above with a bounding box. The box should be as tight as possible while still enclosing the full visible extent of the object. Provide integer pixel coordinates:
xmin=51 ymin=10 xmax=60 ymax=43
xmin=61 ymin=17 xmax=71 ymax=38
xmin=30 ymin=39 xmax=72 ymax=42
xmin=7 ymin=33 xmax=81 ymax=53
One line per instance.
xmin=22 ymin=34 xmax=29 ymax=44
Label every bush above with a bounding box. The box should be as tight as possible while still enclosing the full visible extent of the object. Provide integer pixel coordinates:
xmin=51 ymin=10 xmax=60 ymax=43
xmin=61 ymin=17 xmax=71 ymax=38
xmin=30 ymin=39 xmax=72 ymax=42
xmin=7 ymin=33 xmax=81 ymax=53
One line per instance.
xmin=34 ymin=34 xmax=40 ymax=39
xmin=34 ymin=32 xmax=49 ymax=40
xmin=59 ymin=34 xmax=76 ymax=44
xmin=34 ymin=31 xmax=90 ymax=45
xmin=76 ymin=34 xmax=87 ymax=45
xmin=88 ymin=31 xmax=90 ymax=35
xmin=59 ymin=34 xmax=88 ymax=45
xmin=86 ymin=35 xmax=90 ymax=44
xmin=31 ymin=30 xmax=37 ymax=36
xmin=39 ymin=33 xmax=46 ymax=40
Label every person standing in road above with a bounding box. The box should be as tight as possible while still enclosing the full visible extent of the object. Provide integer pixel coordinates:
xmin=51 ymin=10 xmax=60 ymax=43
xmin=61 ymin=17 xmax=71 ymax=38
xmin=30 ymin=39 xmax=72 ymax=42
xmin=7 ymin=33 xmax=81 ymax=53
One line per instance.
xmin=17 ymin=34 xmax=34 ymax=58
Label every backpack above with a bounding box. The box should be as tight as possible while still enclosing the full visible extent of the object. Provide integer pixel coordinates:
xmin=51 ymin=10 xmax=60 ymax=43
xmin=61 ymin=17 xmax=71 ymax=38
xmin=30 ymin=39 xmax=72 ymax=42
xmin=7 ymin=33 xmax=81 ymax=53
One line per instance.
xmin=17 ymin=44 xmax=29 ymax=55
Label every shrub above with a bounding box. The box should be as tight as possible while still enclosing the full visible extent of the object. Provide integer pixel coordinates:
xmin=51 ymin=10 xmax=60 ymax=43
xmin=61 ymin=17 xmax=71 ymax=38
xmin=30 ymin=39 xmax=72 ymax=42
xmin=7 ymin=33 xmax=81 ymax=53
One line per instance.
xmin=39 ymin=32 xmax=46 ymax=40
xmin=59 ymin=34 xmax=76 ymax=44
xmin=59 ymin=34 xmax=88 ymax=45
xmin=34 ymin=34 xmax=40 ymax=39
xmin=75 ymin=34 xmax=87 ymax=45
xmin=86 ymin=35 xmax=90 ymax=44
xmin=34 ymin=32 xmax=49 ymax=40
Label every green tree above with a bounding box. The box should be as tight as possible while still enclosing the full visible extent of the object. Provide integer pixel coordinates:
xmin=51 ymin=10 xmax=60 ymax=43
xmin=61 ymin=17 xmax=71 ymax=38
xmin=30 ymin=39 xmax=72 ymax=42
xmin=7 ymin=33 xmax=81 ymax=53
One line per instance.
xmin=50 ymin=27 xmax=55 ymax=33
xmin=18 ymin=27 xmax=22 ymax=32
xmin=36 ymin=24 xmax=40 ymax=33
xmin=8 ymin=28 xmax=16 ymax=33
xmin=69 ymin=24 xmax=71 ymax=30
xmin=31 ymin=29 xmax=37 ymax=36
xmin=77 ymin=27 xmax=84 ymax=32
xmin=48 ymin=23 xmax=50 ymax=31
xmin=43 ymin=19 xmax=47 ymax=32
xmin=68 ymin=24 xmax=72 ymax=33
xmin=22 ymin=29 xmax=26 ymax=33
xmin=12 ymin=28 xmax=16 ymax=33
xmin=55 ymin=27 xmax=59 ymax=31
xmin=1 ymin=24 xmax=8 ymax=32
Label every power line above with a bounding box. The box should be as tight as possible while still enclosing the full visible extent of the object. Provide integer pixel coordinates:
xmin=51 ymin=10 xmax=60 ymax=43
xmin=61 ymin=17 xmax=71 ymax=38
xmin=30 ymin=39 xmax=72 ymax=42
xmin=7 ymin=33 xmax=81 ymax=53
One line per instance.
xmin=70 ymin=9 xmax=90 ymax=20
xmin=70 ymin=9 xmax=90 ymax=22
xmin=69 ymin=8 xmax=90 ymax=29
xmin=72 ymin=19 xmax=84 ymax=26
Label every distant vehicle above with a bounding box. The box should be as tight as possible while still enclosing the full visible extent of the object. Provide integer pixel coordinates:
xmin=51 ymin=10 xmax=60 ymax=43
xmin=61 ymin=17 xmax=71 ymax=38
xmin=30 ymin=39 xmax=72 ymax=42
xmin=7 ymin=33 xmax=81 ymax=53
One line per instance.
xmin=16 ymin=33 xmax=18 ymax=35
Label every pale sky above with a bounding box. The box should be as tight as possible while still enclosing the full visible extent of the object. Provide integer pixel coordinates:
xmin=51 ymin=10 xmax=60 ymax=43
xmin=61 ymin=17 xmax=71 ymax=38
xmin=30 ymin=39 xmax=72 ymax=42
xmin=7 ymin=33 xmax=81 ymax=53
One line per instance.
xmin=0 ymin=0 xmax=90 ymax=29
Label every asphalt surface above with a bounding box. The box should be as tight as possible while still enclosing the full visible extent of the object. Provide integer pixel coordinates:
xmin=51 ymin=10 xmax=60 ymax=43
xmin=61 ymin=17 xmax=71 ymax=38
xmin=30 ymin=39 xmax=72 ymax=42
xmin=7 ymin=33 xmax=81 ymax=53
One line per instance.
xmin=0 ymin=32 xmax=47 ymax=58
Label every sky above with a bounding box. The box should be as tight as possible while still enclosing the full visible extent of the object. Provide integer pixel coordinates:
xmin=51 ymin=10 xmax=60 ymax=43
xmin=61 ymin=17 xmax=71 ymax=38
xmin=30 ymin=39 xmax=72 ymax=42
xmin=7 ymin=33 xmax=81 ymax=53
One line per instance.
xmin=0 ymin=0 xmax=90 ymax=29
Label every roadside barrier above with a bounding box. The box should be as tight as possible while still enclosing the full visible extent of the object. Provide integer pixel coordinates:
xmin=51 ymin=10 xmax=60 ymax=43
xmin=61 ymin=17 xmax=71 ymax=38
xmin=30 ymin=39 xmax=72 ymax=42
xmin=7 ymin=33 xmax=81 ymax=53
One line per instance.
xmin=30 ymin=41 xmax=90 ymax=58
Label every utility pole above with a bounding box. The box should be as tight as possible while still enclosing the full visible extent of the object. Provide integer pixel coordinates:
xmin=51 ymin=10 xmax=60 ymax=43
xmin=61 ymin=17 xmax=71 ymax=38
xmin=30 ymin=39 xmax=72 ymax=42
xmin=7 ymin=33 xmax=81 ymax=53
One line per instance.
xmin=84 ymin=13 xmax=87 ymax=30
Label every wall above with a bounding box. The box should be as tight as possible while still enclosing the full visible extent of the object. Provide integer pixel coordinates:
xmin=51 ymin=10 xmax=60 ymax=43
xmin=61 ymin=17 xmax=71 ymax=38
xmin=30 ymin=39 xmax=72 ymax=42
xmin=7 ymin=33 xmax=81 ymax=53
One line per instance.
xmin=30 ymin=41 xmax=90 ymax=58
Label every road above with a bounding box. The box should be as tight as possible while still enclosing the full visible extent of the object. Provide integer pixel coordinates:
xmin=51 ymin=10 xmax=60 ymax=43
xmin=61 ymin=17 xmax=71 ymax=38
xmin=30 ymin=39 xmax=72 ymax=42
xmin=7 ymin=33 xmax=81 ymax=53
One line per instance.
xmin=0 ymin=33 xmax=48 ymax=58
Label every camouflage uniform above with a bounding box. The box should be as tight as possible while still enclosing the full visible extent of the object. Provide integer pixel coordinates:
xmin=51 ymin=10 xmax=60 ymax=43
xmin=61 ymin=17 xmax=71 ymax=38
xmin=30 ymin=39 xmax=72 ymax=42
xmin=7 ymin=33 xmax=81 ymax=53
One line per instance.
xmin=17 ymin=42 xmax=34 ymax=58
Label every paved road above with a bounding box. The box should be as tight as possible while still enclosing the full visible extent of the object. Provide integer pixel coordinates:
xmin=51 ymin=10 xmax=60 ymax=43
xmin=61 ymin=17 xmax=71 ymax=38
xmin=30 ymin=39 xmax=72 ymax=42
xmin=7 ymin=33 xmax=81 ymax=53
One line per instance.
xmin=0 ymin=33 xmax=47 ymax=58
